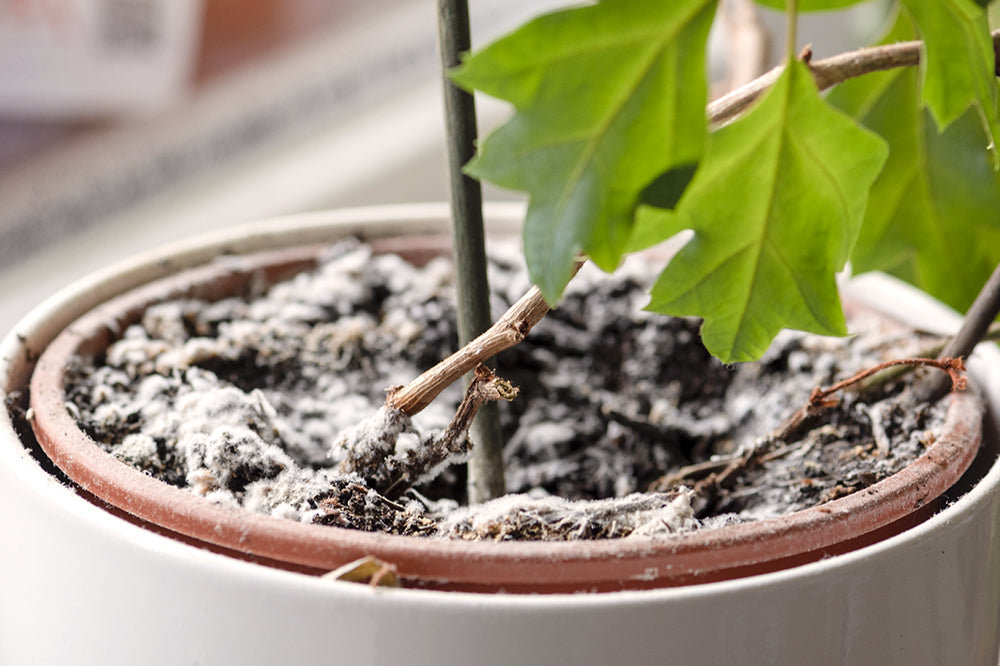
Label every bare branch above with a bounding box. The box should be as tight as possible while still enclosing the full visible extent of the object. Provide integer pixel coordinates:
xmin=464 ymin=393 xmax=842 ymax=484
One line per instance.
xmin=909 ymin=261 xmax=1000 ymax=404
xmin=810 ymin=357 xmax=967 ymax=406
xmin=708 ymin=30 xmax=1000 ymax=126
xmin=387 ymin=259 xmax=584 ymax=416
xmin=378 ymin=365 xmax=519 ymax=499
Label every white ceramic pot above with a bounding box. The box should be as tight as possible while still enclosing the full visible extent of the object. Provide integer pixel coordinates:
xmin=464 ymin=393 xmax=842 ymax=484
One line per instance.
xmin=2 ymin=204 xmax=999 ymax=665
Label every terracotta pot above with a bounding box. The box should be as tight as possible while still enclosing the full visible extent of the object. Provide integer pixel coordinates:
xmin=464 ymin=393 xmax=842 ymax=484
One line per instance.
xmin=23 ymin=205 xmax=986 ymax=593
xmin=3 ymin=205 xmax=1000 ymax=664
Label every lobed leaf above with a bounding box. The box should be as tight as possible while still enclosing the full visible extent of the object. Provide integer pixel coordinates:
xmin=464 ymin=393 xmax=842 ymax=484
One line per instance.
xmin=899 ymin=0 xmax=1000 ymax=158
xmin=451 ymin=0 xmax=716 ymax=304
xmin=829 ymin=13 xmax=1000 ymax=314
xmin=646 ymin=60 xmax=888 ymax=363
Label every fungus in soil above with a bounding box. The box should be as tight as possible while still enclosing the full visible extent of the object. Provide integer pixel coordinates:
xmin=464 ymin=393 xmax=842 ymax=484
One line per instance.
xmin=64 ymin=238 xmax=950 ymax=541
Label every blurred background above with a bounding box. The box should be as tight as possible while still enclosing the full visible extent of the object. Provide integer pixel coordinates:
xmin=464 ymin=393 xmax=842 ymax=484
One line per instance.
xmin=0 ymin=0 xmax=889 ymax=332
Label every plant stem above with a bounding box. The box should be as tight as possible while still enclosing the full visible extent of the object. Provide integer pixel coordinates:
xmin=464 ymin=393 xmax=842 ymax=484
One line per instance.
xmin=709 ymin=29 xmax=1000 ymax=126
xmin=436 ymin=0 xmax=505 ymax=502
xmin=767 ymin=357 xmax=966 ymax=446
xmin=858 ymin=323 xmax=1000 ymax=394
xmin=785 ymin=0 xmax=798 ymax=63
xmin=810 ymin=357 xmax=967 ymax=406
xmin=379 ymin=365 xmax=518 ymax=500
xmin=386 ymin=263 xmax=583 ymax=416
xmin=908 ymin=261 xmax=1000 ymax=404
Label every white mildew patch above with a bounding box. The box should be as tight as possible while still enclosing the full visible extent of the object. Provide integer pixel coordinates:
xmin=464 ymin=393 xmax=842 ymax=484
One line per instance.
xmin=66 ymin=239 xmax=946 ymax=540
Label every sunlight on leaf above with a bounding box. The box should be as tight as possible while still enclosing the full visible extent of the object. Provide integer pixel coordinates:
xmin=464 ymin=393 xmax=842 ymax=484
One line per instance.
xmin=646 ymin=60 xmax=888 ymax=363
xmin=452 ymin=0 xmax=716 ymax=304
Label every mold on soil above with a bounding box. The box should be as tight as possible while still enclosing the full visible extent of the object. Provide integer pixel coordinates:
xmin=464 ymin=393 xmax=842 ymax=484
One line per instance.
xmin=64 ymin=239 xmax=948 ymax=541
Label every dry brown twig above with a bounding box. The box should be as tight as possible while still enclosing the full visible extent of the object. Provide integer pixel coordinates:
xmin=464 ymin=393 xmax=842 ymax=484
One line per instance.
xmin=336 ymin=364 xmax=519 ymax=495
xmin=810 ymin=357 xmax=966 ymax=406
xmin=656 ymin=356 xmax=969 ymax=496
xmin=771 ymin=357 xmax=966 ymax=446
xmin=334 ymin=261 xmax=580 ymax=493
xmin=377 ymin=364 xmax=518 ymax=499
xmin=708 ymin=30 xmax=1000 ymax=126
xmin=386 ymin=260 xmax=584 ymax=416
xmin=859 ymin=323 xmax=1000 ymax=395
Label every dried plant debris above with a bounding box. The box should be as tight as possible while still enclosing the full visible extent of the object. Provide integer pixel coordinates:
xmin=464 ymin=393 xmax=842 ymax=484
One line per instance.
xmin=439 ymin=488 xmax=697 ymax=541
xmin=322 ymin=556 xmax=400 ymax=588
xmin=64 ymin=238 xmax=948 ymax=541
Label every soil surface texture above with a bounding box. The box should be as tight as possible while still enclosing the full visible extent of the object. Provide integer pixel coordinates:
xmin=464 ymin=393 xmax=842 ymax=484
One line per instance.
xmin=65 ymin=239 xmax=948 ymax=541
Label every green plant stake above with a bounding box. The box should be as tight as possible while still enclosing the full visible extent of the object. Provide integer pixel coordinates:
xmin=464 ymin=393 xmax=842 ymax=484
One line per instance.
xmin=436 ymin=0 xmax=505 ymax=502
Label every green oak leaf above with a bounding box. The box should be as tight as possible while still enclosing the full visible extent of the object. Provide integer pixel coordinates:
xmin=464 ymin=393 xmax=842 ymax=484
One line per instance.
xmin=451 ymin=0 xmax=716 ymax=304
xmin=829 ymin=14 xmax=1000 ymax=314
xmin=899 ymin=0 xmax=1000 ymax=156
xmin=647 ymin=59 xmax=888 ymax=363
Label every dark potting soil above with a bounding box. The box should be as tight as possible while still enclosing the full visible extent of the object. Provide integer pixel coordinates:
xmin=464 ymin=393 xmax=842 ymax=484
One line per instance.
xmin=64 ymin=238 xmax=949 ymax=541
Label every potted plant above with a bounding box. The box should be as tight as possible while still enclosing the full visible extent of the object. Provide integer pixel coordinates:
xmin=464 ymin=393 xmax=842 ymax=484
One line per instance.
xmin=3 ymin=1 xmax=1000 ymax=664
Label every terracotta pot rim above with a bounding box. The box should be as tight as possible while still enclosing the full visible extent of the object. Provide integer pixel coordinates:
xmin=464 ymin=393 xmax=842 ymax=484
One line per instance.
xmin=24 ymin=208 xmax=985 ymax=593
